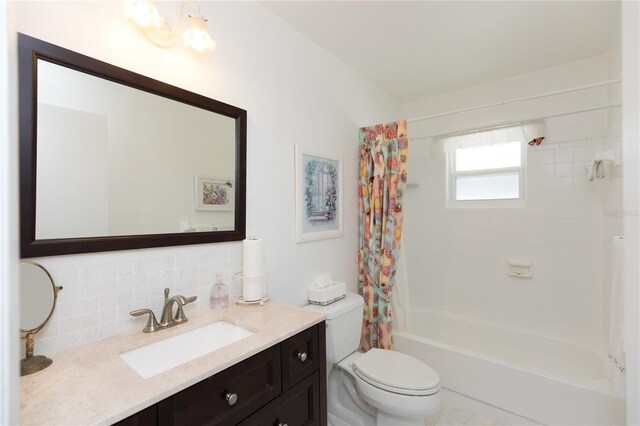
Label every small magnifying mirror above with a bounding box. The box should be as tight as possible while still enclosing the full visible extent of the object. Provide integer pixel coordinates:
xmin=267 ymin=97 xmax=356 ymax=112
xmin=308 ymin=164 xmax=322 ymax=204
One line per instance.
xmin=20 ymin=261 xmax=62 ymax=376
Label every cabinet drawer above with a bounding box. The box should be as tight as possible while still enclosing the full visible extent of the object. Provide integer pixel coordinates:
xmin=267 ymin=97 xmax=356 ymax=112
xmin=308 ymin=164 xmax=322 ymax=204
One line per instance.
xmin=281 ymin=325 xmax=319 ymax=390
xmin=239 ymin=372 xmax=321 ymax=426
xmin=157 ymin=345 xmax=281 ymax=426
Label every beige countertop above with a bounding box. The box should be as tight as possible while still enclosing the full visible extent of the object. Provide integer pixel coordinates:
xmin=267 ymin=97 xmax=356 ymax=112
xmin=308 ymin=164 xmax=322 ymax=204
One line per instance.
xmin=20 ymin=301 xmax=325 ymax=425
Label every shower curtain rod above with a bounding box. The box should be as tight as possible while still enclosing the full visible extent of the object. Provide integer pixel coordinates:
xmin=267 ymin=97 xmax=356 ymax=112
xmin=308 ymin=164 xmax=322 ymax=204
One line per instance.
xmin=406 ymin=79 xmax=621 ymax=124
xmin=411 ymin=102 xmax=622 ymax=141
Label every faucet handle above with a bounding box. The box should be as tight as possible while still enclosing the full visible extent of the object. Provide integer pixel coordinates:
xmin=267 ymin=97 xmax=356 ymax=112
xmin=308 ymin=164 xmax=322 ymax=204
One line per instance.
xmin=173 ymin=295 xmax=197 ymax=325
xmin=164 ymin=288 xmax=170 ymax=302
xmin=174 ymin=305 xmax=188 ymax=324
xmin=130 ymin=309 xmax=161 ymax=333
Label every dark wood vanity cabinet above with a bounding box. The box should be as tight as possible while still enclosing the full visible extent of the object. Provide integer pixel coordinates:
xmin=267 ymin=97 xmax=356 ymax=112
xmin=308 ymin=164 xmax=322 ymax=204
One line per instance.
xmin=239 ymin=373 xmax=320 ymax=426
xmin=157 ymin=346 xmax=282 ymax=426
xmin=281 ymin=325 xmax=319 ymax=391
xmin=114 ymin=322 xmax=326 ymax=426
xmin=115 ymin=406 xmax=158 ymax=426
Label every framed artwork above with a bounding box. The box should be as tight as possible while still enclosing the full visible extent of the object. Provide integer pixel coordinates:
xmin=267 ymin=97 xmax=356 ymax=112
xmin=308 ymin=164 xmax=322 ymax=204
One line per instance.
xmin=294 ymin=145 xmax=343 ymax=243
xmin=194 ymin=176 xmax=234 ymax=211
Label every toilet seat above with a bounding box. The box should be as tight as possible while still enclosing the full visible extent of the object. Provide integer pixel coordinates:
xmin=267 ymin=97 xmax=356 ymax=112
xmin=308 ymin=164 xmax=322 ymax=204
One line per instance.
xmin=352 ymin=348 xmax=440 ymax=396
xmin=353 ymin=373 xmax=442 ymax=419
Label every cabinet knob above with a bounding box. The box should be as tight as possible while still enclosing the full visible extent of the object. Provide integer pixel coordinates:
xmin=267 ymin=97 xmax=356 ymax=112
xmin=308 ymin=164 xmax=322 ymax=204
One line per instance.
xmin=226 ymin=393 xmax=238 ymax=406
xmin=297 ymin=351 xmax=308 ymax=362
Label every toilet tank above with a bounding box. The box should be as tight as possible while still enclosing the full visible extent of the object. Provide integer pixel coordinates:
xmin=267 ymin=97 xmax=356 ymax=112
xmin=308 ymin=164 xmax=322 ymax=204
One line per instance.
xmin=306 ymin=291 xmax=364 ymax=363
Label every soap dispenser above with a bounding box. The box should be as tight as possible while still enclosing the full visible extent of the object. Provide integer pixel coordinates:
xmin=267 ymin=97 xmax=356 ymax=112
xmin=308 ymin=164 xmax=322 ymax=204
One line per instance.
xmin=210 ymin=273 xmax=229 ymax=309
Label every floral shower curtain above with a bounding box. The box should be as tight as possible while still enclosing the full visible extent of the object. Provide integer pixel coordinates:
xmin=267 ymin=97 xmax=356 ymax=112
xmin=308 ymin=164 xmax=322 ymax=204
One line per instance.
xmin=358 ymin=120 xmax=409 ymax=351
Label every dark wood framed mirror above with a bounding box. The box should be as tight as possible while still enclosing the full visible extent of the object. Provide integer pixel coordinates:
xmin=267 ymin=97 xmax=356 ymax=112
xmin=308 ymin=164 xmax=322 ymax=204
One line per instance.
xmin=19 ymin=34 xmax=246 ymax=258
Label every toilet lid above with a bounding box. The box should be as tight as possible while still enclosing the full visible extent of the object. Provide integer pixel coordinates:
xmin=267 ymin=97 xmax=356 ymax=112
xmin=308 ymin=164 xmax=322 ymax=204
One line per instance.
xmin=352 ymin=348 xmax=440 ymax=395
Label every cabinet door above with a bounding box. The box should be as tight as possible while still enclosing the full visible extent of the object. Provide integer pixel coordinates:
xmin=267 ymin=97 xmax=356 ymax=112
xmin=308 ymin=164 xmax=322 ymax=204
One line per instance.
xmin=239 ymin=373 xmax=320 ymax=426
xmin=112 ymin=405 xmax=157 ymax=426
xmin=281 ymin=325 xmax=319 ymax=391
xmin=157 ymin=345 xmax=281 ymax=426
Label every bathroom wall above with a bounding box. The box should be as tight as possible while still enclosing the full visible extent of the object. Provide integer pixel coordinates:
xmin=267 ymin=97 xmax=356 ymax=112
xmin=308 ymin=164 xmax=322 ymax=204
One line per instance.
xmin=621 ymin=2 xmax=640 ymax=420
xmin=603 ymin=25 xmax=624 ymax=337
xmin=13 ymin=1 xmax=401 ymax=354
xmin=402 ymin=54 xmax=622 ymax=348
xmin=1 ymin=1 xmax=20 ymax=424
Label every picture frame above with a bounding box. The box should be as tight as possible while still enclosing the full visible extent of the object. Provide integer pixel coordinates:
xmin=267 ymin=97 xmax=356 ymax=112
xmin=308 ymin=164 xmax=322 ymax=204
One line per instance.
xmin=194 ymin=176 xmax=234 ymax=211
xmin=294 ymin=145 xmax=343 ymax=243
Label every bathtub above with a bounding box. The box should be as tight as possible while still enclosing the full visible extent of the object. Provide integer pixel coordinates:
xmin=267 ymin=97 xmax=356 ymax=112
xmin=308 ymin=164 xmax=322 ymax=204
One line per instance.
xmin=394 ymin=308 xmax=625 ymax=425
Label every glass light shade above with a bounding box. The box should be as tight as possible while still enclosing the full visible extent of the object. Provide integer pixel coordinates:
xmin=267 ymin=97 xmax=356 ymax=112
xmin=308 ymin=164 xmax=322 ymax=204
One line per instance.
xmin=183 ymin=15 xmax=216 ymax=52
xmin=123 ymin=0 xmax=162 ymax=29
xmin=140 ymin=16 xmax=175 ymax=48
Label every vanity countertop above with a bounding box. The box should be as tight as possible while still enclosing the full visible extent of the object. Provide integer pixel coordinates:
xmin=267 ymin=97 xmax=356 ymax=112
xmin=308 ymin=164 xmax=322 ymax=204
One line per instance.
xmin=20 ymin=301 xmax=325 ymax=425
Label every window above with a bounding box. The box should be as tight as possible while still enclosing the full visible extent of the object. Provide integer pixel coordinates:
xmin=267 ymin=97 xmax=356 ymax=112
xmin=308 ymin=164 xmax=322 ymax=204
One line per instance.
xmin=452 ymin=141 xmax=523 ymax=202
xmin=437 ymin=124 xmax=533 ymax=206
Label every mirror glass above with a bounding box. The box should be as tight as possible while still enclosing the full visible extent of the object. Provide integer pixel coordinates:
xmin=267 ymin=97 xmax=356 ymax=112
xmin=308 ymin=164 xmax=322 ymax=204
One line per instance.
xmin=35 ymin=59 xmax=236 ymax=239
xmin=20 ymin=262 xmax=55 ymax=331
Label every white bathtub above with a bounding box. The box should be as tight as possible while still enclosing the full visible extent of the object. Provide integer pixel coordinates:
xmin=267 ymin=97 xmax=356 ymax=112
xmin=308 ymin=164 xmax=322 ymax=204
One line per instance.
xmin=394 ymin=308 xmax=625 ymax=425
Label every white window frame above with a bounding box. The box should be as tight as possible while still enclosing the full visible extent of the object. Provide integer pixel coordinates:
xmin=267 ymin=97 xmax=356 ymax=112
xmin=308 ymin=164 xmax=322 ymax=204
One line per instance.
xmin=447 ymin=139 xmax=527 ymax=208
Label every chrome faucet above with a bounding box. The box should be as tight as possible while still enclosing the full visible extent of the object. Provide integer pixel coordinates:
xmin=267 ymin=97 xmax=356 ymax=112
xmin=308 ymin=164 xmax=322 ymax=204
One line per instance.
xmin=130 ymin=288 xmax=197 ymax=333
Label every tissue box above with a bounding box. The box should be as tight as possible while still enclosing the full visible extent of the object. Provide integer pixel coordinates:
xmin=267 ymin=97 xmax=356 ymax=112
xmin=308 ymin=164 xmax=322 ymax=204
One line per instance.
xmin=308 ymin=282 xmax=346 ymax=306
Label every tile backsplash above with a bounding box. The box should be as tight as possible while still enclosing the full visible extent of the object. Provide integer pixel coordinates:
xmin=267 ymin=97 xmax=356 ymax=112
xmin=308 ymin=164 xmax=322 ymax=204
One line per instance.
xmin=28 ymin=242 xmax=242 ymax=355
xmin=404 ymin=135 xmax=622 ymax=348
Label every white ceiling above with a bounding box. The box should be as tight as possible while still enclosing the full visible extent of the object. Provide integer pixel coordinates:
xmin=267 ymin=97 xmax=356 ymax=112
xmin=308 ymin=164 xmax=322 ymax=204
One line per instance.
xmin=261 ymin=1 xmax=620 ymax=103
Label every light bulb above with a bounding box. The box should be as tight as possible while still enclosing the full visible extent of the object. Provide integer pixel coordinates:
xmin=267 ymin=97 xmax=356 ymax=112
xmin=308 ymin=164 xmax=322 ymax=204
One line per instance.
xmin=183 ymin=15 xmax=216 ymax=52
xmin=123 ymin=0 xmax=162 ymax=29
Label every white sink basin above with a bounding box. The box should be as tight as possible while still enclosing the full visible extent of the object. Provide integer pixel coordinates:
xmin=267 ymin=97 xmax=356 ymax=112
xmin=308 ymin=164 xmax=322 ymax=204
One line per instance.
xmin=120 ymin=320 xmax=254 ymax=378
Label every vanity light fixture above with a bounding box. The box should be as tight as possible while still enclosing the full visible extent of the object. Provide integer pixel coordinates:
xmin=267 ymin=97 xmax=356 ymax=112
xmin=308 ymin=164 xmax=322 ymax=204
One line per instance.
xmin=123 ymin=0 xmax=162 ymax=29
xmin=123 ymin=0 xmax=216 ymax=53
xmin=183 ymin=13 xmax=216 ymax=52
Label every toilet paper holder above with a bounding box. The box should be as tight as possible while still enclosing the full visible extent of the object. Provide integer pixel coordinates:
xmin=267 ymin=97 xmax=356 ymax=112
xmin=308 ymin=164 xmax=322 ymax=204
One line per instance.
xmin=233 ymin=272 xmax=270 ymax=305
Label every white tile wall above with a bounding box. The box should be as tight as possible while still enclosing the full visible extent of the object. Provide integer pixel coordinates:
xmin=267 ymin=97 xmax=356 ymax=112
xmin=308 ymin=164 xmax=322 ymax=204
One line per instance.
xmin=28 ymin=243 xmax=242 ymax=355
xmin=404 ymin=136 xmax=622 ymax=348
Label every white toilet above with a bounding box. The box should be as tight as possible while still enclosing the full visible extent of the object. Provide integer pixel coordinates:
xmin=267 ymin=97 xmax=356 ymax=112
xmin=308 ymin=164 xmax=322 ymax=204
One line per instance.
xmin=307 ymin=292 xmax=442 ymax=426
